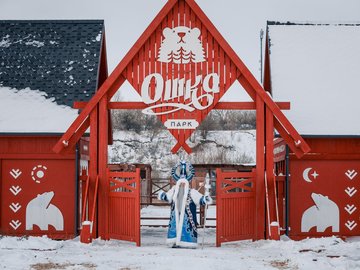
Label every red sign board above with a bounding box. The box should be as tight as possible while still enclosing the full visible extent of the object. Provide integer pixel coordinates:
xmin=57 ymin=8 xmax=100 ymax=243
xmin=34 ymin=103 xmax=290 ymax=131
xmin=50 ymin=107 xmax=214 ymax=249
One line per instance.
xmin=1 ymin=159 xmax=75 ymax=239
xmin=289 ymin=159 xmax=360 ymax=238
xmin=125 ymin=1 xmax=237 ymax=153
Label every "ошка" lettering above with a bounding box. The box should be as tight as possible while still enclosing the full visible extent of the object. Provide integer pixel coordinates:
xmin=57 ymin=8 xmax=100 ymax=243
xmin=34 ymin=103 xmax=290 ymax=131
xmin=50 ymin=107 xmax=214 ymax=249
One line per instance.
xmin=141 ymin=72 xmax=220 ymax=115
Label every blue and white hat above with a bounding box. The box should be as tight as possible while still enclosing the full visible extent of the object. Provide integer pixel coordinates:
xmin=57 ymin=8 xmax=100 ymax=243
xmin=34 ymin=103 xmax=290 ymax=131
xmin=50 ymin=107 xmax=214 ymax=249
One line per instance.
xmin=171 ymin=160 xmax=195 ymax=182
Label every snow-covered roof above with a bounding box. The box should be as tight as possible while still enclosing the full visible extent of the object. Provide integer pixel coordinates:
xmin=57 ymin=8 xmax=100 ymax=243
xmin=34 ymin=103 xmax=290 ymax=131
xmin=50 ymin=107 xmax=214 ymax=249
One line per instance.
xmin=268 ymin=22 xmax=360 ymax=136
xmin=0 ymin=20 xmax=106 ymax=133
xmin=0 ymin=87 xmax=78 ymax=133
xmin=0 ymin=20 xmax=104 ymax=107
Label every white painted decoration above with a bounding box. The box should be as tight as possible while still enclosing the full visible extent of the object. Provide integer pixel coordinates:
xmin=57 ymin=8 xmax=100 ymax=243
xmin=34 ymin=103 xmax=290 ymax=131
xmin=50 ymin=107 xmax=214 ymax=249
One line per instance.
xmin=9 ymin=169 xmax=22 ymax=180
xmin=345 ymin=187 xmax=357 ymax=197
xmin=164 ymin=119 xmax=199 ymax=129
xmin=9 ymin=203 xmax=21 ymax=213
xmin=26 ymin=191 xmax=64 ymax=231
xmin=302 ymin=167 xmax=318 ymax=183
xmin=345 ymin=204 xmax=357 ymax=215
xmin=301 ymin=193 xmax=339 ymax=233
xmin=141 ymin=73 xmax=219 ymax=116
xmin=31 ymin=165 xmax=47 ymax=184
xmin=158 ymin=26 xmax=205 ymax=64
xmin=9 ymin=220 xmax=21 ymax=230
xmin=345 ymin=220 xmax=357 ymax=231
xmin=345 ymin=170 xmax=358 ymax=180
xmin=9 ymin=186 xmax=22 ymax=196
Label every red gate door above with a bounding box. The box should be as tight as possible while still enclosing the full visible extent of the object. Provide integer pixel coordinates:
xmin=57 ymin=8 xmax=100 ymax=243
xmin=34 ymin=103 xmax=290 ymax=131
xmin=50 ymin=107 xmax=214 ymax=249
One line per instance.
xmin=107 ymin=168 xmax=140 ymax=246
xmin=216 ymin=169 xmax=256 ymax=246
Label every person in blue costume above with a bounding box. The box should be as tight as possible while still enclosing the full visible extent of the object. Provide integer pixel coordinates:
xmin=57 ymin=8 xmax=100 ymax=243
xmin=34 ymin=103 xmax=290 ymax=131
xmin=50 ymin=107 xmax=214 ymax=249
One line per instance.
xmin=158 ymin=160 xmax=212 ymax=248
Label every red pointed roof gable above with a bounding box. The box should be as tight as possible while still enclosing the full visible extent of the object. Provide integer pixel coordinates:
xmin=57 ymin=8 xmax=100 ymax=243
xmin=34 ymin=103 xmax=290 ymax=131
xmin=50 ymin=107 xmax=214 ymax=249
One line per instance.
xmin=53 ymin=0 xmax=310 ymax=158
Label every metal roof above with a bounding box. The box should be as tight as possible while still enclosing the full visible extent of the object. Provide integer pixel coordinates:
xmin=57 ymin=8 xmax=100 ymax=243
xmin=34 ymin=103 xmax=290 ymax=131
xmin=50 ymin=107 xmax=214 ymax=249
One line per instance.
xmin=0 ymin=20 xmax=105 ymax=107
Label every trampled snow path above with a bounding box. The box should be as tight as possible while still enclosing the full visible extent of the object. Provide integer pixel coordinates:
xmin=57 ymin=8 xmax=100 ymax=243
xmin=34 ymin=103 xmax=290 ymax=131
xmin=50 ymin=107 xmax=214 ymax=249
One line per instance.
xmin=1 ymin=228 xmax=360 ymax=269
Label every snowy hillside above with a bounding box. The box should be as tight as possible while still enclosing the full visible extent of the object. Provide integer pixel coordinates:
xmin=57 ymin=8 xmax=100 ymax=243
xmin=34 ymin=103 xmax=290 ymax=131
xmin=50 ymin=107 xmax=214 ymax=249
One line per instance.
xmin=108 ymin=130 xmax=256 ymax=176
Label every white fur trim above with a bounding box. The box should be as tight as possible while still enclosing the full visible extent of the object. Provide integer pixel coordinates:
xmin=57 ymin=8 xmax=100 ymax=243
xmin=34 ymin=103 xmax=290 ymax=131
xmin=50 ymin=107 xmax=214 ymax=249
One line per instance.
xmin=172 ymin=178 xmax=189 ymax=245
xmin=166 ymin=238 xmax=176 ymax=246
xmin=176 ymin=241 xmax=198 ymax=248
xmin=157 ymin=191 xmax=164 ymax=201
xmin=190 ymin=189 xmax=203 ymax=206
xmin=205 ymin=196 xmax=213 ymax=205
xmin=165 ymin=186 xmax=176 ymax=203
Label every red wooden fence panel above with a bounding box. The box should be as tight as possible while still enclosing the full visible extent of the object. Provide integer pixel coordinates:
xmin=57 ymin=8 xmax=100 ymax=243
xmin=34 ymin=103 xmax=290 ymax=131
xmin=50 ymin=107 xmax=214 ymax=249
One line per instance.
xmin=107 ymin=168 xmax=140 ymax=246
xmin=216 ymin=169 xmax=256 ymax=246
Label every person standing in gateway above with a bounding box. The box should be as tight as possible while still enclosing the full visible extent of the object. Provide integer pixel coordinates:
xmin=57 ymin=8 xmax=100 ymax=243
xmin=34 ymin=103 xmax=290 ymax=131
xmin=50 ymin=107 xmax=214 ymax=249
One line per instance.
xmin=158 ymin=160 xmax=212 ymax=248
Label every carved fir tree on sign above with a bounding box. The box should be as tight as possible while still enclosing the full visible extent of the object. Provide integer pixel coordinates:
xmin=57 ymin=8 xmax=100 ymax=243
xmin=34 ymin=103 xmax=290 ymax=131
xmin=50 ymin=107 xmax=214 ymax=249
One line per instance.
xmin=54 ymin=0 xmax=309 ymax=157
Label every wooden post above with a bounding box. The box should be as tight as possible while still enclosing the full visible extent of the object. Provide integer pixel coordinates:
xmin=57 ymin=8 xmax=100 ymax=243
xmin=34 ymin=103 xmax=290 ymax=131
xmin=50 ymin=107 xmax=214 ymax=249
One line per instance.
xmin=216 ymin=168 xmax=222 ymax=247
xmin=89 ymin=106 xmax=98 ymax=238
xmin=255 ymin=94 xmax=265 ymax=240
xmin=266 ymin=105 xmax=278 ymax=239
xmin=98 ymin=95 xmax=109 ymax=240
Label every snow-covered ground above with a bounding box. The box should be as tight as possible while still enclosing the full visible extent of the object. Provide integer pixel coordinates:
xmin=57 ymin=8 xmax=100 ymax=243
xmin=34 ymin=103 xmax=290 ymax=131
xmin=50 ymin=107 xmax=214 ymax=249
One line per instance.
xmin=1 ymin=205 xmax=360 ymax=270
xmin=1 ymin=228 xmax=360 ymax=270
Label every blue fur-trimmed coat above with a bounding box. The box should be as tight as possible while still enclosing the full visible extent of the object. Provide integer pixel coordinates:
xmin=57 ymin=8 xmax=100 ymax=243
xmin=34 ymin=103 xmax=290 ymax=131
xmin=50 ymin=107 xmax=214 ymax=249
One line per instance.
xmin=159 ymin=178 xmax=210 ymax=248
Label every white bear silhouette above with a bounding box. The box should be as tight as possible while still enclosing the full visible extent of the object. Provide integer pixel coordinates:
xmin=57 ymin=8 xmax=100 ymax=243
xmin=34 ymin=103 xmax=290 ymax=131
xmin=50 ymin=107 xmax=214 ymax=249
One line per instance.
xmin=301 ymin=193 xmax=339 ymax=233
xmin=26 ymin=191 xmax=64 ymax=231
xmin=157 ymin=26 xmax=205 ymax=64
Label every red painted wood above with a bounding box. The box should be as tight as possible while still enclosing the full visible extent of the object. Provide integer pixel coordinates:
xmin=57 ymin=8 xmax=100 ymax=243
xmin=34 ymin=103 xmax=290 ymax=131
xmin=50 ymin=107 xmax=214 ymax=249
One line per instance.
xmin=89 ymin=106 xmax=98 ymax=238
xmin=0 ymin=159 xmax=76 ymax=239
xmin=288 ymin=159 xmax=360 ymax=239
xmin=62 ymin=117 xmax=90 ymax=154
xmin=56 ymin=0 xmax=308 ymax=158
xmin=295 ymin=138 xmax=360 ymax=156
xmin=98 ymin=32 xmax=109 ymax=87
xmin=0 ymin=136 xmax=75 ymax=155
xmin=274 ymin=120 xmax=305 ymax=158
xmin=263 ymin=33 xmax=271 ymax=93
xmin=216 ymin=169 xmax=256 ymax=246
xmin=81 ymin=175 xmax=90 ymax=223
xmin=0 ymin=154 xmax=75 ymax=160
xmin=107 ymin=168 xmax=141 ymax=246
xmin=91 ymin=176 xmax=99 ymax=228
xmin=265 ymin=106 xmax=279 ymax=239
xmin=185 ymin=0 xmax=310 ymax=157
xmin=98 ymin=96 xmax=109 ymax=239
xmin=53 ymin=0 xmax=177 ymax=154
xmin=75 ymin=101 xmax=290 ymax=110
xmin=256 ymin=94 xmax=266 ymax=240
xmin=122 ymin=1 xmax=239 ymax=153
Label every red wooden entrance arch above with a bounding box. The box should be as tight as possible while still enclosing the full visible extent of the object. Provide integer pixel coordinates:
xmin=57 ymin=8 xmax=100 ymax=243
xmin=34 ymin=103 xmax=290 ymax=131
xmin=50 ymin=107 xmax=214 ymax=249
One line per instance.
xmin=53 ymin=0 xmax=310 ymax=244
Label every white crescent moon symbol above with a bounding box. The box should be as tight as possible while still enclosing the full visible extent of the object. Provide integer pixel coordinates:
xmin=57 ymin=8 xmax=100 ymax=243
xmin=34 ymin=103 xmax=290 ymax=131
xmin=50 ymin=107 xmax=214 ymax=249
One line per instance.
xmin=303 ymin=167 xmax=312 ymax=183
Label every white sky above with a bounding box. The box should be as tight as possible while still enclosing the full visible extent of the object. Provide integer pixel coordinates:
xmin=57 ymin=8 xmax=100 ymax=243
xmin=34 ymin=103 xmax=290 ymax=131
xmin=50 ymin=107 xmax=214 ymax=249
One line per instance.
xmin=269 ymin=24 xmax=360 ymax=135
xmin=1 ymin=0 xmax=360 ymax=100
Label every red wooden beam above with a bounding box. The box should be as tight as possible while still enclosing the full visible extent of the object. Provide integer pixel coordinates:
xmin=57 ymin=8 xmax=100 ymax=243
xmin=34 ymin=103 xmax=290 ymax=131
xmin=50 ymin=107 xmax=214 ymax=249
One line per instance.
xmin=185 ymin=0 xmax=310 ymax=158
xmin=63 ymin=117 xmax=90 ymax=154
xmin=216 ymin=168 xmax=222 ymax=247
xmin=74 ymin=101 xmax=290 ymax=110
xmin=53 ymin=0 xmax=178 ymax=154
xmin=274 ymin=119 xmax=307 ymax=158
xmin=98 ymin=96 xmax=109 ymax=240
xmin=255 ymin=94 xmax=265 ymax=240
xmin=89 ymin=106 xmax=98 ymax=239
xmin=265 ymin=106 xmax=279 ymax=239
